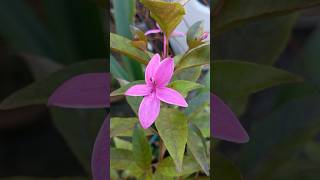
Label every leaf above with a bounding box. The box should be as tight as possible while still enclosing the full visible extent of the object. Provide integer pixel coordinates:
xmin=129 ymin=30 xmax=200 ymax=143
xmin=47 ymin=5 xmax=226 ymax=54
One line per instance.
xmin=110 ymin=148 xmax=134 ymax=169
xmin=212 ymin=153 xmax=243 ymax=180
xmin=110 ymin=33 xmax=151 ymax=65
xmin=112 ymin=0 xmax=144 ymax=80
xmin=213 ymin=14 xmax=298 ymax=65
xmin=110 ymin=55 xmax=129 ymax=80
xmin=213 ymin=0 xmax=320 ymax=35
xmin=156 ymin=108 xmax=188 ymax=172
xmin=172 ymin=66 xmax=202 ymax=82
xmin=132 ymin=126 xmax=152 ymax=171
xmin=140 ymin=0 xmax=185 ymax=37
xmin=212 ymin=60 xmax=303 ymax=98
xmin=50 ymin=107 xmax=105 ymax=173
xmin=0 ymin=59 xmax=107 ymax=110
xmin=114 ymin=137 xmax=132 ymax=150
xmin=187 ymin=21 xmax=205 ymax=49
xmin=238 ymin=95 xmax=320 ymax=180
xmin=168 ymin=80 xmax=203 ymax=97
xmin=126 ymin=96 xmax=143 ymax=115
xmin=111 ymin=117 xmax=152 ymax=137
xmin=110 ymin=80 xmax=145 ymax=96
xmin=157 ymin=156 xmax=201 ymax=177
xmin=175 ymin=43 xmax=210 ymax=72
xmin=187 ymin=123 xmax=210 ymax=175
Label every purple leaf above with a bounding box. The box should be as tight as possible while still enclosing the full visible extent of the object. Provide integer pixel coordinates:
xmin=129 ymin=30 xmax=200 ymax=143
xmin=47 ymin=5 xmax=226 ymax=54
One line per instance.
xmin=91 ymin=115 xmax=109 ymax=180
xmin=48 ymin=73 xmax=110 ymax=108
xmin=211 ymin=93 xmax=249 ymax=143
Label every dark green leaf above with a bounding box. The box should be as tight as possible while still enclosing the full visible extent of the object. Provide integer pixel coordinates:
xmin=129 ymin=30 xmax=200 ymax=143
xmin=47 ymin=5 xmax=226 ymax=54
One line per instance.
xmin=110 ymin=55 xmax=129 ymax=80
xmin=156 ymin=108 xmax=188 ymax=172
xmin=0 ymin=59 xmax=107 ymax=110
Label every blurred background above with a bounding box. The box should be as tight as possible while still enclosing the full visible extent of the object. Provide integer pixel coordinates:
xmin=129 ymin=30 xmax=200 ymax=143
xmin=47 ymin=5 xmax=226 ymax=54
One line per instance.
xmin=0 ymin=0 xmax=106 ymax=179
xmin=213 ymin=4 xmax=320 ymax=180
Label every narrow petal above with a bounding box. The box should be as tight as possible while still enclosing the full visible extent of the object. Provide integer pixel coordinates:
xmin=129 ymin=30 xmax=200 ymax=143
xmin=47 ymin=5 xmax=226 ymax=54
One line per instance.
xmin=138 ymin=93 xmax=160 ymax=129
xmin=48 ymin=73 xmax=109 ymax=108
xmin=153 ymin=57 xmax=174 ymax=87
xmin=91 ymin=115 xmax=109 ymax=180
xmin=211 ymin=94 xmax=249 ymax=143
xmin=156 ymin=87 xmax=188 ymax=107
xmin=125 ymin=84 xmax=152 ymax=96
xmin=145 ymin=54 xmax=161 ymax=85
xmin=145 ymin=29 xmax=161 ymax=36
xmin=171 ymin=30 xmax=185 ymax=37
xmin=163 ymin=35 xmax=167 ymax=57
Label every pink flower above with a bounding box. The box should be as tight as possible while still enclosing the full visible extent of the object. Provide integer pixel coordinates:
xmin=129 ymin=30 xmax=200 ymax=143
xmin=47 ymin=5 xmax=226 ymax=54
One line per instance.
xmin=125 ymin=54 xmax=188 ymax=129
xmin=145 ymin=24 xmax=185 ymax=56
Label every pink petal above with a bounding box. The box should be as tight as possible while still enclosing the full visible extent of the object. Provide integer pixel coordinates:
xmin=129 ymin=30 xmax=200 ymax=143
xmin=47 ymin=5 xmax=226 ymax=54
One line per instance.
xmin=145 ymin=54 xmax=161 ymax=85
xmin=153 ymin=57 xmax=174 ymax=87
xmin=48 ymin=73 xmax=109 ymax=108
xmin=163 ymin=35 xmax=167 ymax=57
xmin=211 ymin=93 xmax=249 ymax=143
xmin=91 ymin=115 xmax=109 ymax=180
xmin=125 ymin=84 xmax=152 ymax=96
xmin=171 ymin=30 xmax=185 ymax=37
xmin=145 ymin=29 xmax=161 ymax=36
xmin=138 ymin=93 xmax=160 ymax=129
xmin=156 ymin=87 xmax=188 ymax=107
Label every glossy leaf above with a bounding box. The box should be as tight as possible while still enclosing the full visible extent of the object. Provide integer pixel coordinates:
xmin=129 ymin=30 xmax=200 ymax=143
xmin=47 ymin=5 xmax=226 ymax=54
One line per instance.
xmin=175 ymin=43 xmax=210 ymax=72
xmin=110 ymin=33 xmax=151 ymax=65
xmin=187 ymin=21 xmax=205 ymax=49
xmin=213 ymin=0 xmax=320 ymax=35
xmin=0 ymin=59 xmax=108 ymax=110
xmin=172 ymin=66 xmax=202 ymax=82
xmin=187 ymin=123 xmax=210 ymax=175
xmin=168 ymin=80 xmax=203 ymax=97
xmin=110 ymin=80 xmax=145 ymax=96
xmin=157 ymin=156 xmax=201 ymax=177
xmin=156 ymin=108 xmax=188 ymax=172
xmin=212 ymin=60 xmax=303 ymax=98
xmin=110 ymin=55 xmax=129 ymax=80
xmin=132 ymin=126 xmax=152 ymax=171
xmin=114 ymin=137 xmax=132 ymax=150
xmin=140 ymin=0 xmax=185 ymax=37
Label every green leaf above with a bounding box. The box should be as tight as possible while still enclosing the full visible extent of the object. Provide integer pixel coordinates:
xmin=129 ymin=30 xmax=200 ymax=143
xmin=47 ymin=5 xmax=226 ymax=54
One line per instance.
xmin=156 ymin=108 xmax=188 ymax=172
xmin=111 ymin=117 xmax=152 ymax=137
xmin=172 ymin=66 xmax=202 ymax=82
xmin=187 ymin=123 xmax=210 ymax=175
xmin=110 ymin=148 xmax=144 ymax=177
xmin=110 ymin=55 xmax=129 ymax=80
xmin=175 ymin=43 xmax=210 ymax=72
xmin=212 ymin=153 xmax=243 ymax=180
xmin=132 ymin=126 xmax=152 ymax=171
xmin=0 ymin=59 xmax=107 ymax=110
xmin=110 ymin=33 xmax=151 ymax=65
xmin=110 ymin=80 xmax=145 ymax=96
xmin=187 ymin=21 xmax=205 ymax=49
xmin=114 ymin=137 xmax=132 ymax=150
xmin=50 ymin=107 xmax=105 ymax=173
xmin=168 ymin=80 xmax=203 ymax=97
xmin=140 ymin=0 xmax=185 ymax=37
xmin=213 ymin=0 xmax=320 ymax=35
xmin=157 ymin=156 xmax=201 ymax=177
xmin=213 ymin=14 xmax=298 ymax=65
xmin=212 ymin=60 xmax=303 ymax=98
xmin=112 ymin=0 xmax=144 ymax=80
